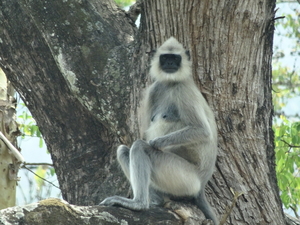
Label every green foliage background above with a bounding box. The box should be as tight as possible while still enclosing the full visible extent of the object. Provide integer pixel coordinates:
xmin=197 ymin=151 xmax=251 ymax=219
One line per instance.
xmin=273 ymin=2 xmax=300 ymax=218
xmin=114 ymin=0 xmax=135 ymax=8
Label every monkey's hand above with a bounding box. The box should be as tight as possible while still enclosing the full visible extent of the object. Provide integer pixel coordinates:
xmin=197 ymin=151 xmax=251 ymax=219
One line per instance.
xmin=149 ymin=138 xmax=164 ymax=150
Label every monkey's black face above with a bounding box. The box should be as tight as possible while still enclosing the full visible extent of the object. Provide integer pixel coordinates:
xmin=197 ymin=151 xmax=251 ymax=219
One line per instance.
xmin=159 ymin=54 xmax=181 ymax=73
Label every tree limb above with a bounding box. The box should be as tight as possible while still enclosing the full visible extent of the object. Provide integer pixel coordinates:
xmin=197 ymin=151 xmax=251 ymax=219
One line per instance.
xmin=0 ymin=198 xmax=209 ymax=225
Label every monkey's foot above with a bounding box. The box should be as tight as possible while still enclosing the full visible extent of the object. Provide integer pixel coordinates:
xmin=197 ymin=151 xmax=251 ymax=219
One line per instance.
xmin=100 ymin=196 xmax=149 ymax=211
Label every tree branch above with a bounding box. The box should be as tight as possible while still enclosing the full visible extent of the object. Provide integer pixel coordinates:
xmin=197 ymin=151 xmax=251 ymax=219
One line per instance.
xmin=281 ymin=139 xmax=300 ymax=149
xmin=0 ymin=198 xmax=207 ymax=224
xmin=23 ymin=162 xmax=53 ymax=167
xmin=22 ymin=165 xmax=60 ymax=189
xmin=285 ymin=213 xmax=300 ymax=225
xmin=0 ymin=131 xmax=24 ymax=163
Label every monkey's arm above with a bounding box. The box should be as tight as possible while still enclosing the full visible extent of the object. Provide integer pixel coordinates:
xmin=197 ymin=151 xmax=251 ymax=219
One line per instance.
xmin=149 ymin=124 xmax=212 ymax=149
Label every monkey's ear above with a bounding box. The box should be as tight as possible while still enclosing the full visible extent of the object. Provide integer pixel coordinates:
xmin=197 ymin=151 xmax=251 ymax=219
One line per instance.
xmin=185 ymin=50 xmax=191 ymax=60
xmin=148 ymin=49 xmax=156 ymax=58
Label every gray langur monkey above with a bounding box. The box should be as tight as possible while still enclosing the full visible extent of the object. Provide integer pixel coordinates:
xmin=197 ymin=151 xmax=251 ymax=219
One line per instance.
xmin=100 ymin=37 xmax=218 ymax=225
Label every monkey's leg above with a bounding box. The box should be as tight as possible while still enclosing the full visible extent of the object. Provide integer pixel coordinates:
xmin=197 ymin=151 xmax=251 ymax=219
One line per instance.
xmin=100 ymin=140 xmax=152 ymax=210
xmin=118 ymin=145 xmax=165 ymax=207
xmin=116 ymin=145 xmax=130 ymax=180
xmin=129 ymin=139 xmax=152 ymax=207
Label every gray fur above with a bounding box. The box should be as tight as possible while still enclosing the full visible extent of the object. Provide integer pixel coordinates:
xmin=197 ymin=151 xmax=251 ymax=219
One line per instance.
xmin=100 ymin=37 xmax=218 ymax=225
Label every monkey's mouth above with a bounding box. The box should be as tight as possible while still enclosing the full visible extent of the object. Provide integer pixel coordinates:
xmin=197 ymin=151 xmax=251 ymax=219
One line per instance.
xmin=163 ymin=68 xmax=178 ymax=73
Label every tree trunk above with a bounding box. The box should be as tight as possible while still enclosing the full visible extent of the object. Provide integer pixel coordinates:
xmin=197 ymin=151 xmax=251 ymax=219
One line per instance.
xmin=0 ymin=0 xmax=290 ymax=224
xmin=0 ymin=68 xmax=19 ymax=209
xmin=1 ymin=0 xmax=137 ymax=206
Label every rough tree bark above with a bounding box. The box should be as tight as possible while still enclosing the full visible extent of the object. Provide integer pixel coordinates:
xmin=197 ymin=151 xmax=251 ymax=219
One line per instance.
xmin=0 ymin=0 xmax=297 ymax=224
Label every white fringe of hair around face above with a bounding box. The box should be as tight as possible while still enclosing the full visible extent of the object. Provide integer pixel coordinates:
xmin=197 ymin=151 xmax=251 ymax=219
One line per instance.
xmin=149 ymin=37 xmax=192 ymax=83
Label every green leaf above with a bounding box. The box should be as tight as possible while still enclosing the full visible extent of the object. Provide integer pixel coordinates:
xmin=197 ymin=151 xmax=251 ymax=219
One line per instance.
xmin=50 ymin=168 xmax=56 ymax=176
xmin=39 ymin=137 xmax=44 ymax=148
xmin=34 ymin=165 xmax=47 ymax=190
xmin=280 ymin=191 xmax=290 ymax=208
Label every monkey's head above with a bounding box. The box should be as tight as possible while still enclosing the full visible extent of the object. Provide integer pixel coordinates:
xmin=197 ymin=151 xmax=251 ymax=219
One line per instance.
xmin=150 ymin=37 xmax=192 ymax=82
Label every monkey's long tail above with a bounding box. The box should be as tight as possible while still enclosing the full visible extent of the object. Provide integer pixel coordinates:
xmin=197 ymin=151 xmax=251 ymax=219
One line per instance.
xmin=195 ymin=189 xmax=218 ymax=225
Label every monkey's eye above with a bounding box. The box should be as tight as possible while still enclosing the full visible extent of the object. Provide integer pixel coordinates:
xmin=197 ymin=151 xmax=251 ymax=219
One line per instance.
xmin=161 ymin=55 xmax=167 ymax=61
xmin=160 ymin=54 xmax=181 ymax=64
